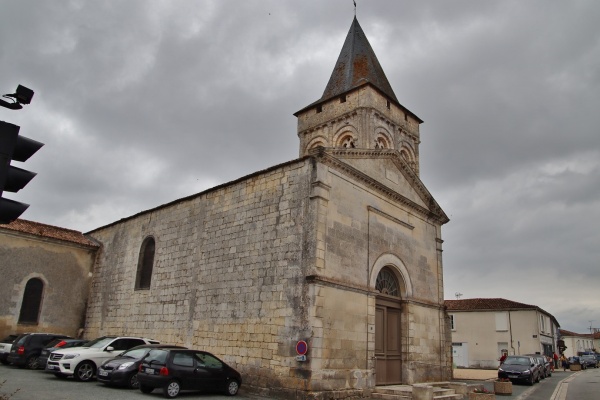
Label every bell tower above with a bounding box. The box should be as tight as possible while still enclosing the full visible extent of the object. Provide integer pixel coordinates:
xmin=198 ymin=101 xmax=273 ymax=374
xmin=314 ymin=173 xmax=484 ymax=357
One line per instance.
xmin=294 ymin=17 xmax=423 ymax=175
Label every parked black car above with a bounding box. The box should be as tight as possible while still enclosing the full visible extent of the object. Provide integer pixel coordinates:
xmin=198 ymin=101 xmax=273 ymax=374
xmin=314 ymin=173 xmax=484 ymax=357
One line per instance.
xmin=7 ymin=333 xmax=71 ymax=369
xmin=97 ymin=344 xmax=186 ymax=389
xmin=525 ymin=354 xmax=552 ymax=378
xmin=0 ymin=334 xmax=19 ymax=365
xmin=579 ymin=354 xmax=598 ymax=368
xmin=498 ymin=355 xmax=540 ymax=385
xmin=138 ymin=349 xmax=242 ymax=398
xmin=37 ymin=339 xmax=88 ymax=369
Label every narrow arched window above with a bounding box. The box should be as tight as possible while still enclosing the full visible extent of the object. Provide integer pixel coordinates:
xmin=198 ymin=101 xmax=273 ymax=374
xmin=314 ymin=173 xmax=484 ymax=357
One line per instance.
xmin=375 ymin=267 xmax=400 ymax=297
xmin=18 ymin=278 xmax=44 ymax=324
xmin=135 ymin=237 xmax=155 ymax=290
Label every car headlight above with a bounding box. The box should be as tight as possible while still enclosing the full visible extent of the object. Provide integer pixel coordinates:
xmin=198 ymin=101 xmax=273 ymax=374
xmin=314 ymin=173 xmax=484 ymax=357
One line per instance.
xmin=523 ymin=370 xmax=530 ymax=375
xmin=118 ymin=362 xmax=134 ymax=370
xmin=63 ymin=354 xmax=80 ymax=360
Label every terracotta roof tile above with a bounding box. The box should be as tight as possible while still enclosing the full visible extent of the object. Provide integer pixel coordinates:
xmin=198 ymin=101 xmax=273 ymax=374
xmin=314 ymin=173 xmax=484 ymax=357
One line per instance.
xmin=445 ymin=298 xmax=559 ymax=327
xmin=0 ymin=219 xmax=98 ymax=248
xmin=559 ymin=329 xmax=594 ymax=338
xmin=445 ymin=298 xmax=537 ymax=311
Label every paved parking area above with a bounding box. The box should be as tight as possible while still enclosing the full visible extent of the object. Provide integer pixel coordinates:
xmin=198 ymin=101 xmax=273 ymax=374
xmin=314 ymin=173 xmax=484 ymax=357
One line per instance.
xmin=0 ymin=365 xmax=267 ymax=400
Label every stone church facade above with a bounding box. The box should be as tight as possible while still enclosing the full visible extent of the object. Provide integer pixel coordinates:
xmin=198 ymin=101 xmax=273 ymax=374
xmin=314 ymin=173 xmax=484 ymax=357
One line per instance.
xmin=84 ymin=18 xmax=451 ymax=398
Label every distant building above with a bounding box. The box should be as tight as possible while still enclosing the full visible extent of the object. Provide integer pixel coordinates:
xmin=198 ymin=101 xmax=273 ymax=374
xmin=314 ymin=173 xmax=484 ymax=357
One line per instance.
xmin=0 ymin=219 xmax=98 ymax=339
xmin=558 ymin=329 xmax=595 ymax=357
xmin=445 ymin=298 xmax=559 ymax=368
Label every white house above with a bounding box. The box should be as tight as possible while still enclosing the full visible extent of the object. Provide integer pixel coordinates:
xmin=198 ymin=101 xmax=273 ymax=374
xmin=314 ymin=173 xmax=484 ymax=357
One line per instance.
xmin=559 ymin=329 xmax=595 ymax=357
xmin=445 ymin=298 xmax=560 ymax=368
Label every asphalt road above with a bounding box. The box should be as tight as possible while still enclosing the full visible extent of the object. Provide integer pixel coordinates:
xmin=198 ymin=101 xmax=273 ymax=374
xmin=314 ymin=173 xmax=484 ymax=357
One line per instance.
xmin=0 ymin=365 xmax=266 ymax=400
xmin=564 ymin=367 xmax=600 ymax=400
xmin=2 ymin=364 xmax=595 ymax=400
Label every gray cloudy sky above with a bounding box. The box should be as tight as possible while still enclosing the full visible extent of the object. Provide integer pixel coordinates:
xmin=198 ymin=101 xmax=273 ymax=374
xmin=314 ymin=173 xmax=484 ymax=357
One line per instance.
xmin=1 ymin=1 xmax=599 ymax=334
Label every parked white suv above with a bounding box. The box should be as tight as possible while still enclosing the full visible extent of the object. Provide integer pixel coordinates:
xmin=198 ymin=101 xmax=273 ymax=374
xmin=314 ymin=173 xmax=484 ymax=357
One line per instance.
xmin=46 ymin=336 xmax=159 ymax=381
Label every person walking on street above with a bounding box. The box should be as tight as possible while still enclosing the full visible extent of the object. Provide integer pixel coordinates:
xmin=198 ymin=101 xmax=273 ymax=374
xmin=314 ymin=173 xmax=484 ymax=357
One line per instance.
xmin=499 ymin=351 xmax=507 ymax=367
xmin=560 ymin=354 xmax=568 ymax=371
xmin=553 ymin=352 xmax=559 ymax=369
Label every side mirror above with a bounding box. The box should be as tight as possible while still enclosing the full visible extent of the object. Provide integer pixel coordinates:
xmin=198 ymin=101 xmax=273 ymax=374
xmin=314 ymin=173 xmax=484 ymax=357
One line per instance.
xmin=106 ymin=346 xmax=115 ymax=352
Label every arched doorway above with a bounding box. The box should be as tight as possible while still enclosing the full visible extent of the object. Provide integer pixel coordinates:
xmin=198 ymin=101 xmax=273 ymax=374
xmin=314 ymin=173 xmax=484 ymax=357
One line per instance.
xmin=375 ymin=266 xmax=403 ymax=385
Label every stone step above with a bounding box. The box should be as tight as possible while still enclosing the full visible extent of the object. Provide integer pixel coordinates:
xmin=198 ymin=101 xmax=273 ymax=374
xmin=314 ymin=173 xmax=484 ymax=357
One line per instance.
xmin=371 ymin=392 xmax=411 ymax=400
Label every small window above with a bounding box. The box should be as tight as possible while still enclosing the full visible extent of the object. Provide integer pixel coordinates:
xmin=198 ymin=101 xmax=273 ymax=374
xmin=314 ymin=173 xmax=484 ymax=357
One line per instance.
xmin=18 ymin=278 xmax=44 ymax=325
xmin=135 ymin=237 xmax=155 ymax=290
xmin=450 ymin=314 xmax=455 ymax=330
xmin=173 ymin=353 xmax=195 ymax=367
xmin=196 ymin=353 xmax=223 ymax=369
xmin=495 ymin=312 xmax=508 ymax=331
xmin=375 ymin=267 xmax=400 ymax=297
xmin=316 ymin=105 xmax=322 ymax=113
xmin=340 ymin=95 xmax=347 ymax=103
xmin=386 ymin=100 xmax=390 ymax=109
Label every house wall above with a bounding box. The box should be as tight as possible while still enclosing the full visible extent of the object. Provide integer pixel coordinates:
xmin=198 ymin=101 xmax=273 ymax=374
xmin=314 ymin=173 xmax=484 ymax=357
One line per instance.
xmin=0 ymin=231 xmax=96 ymax=339
xmin=561 ymin=335 xmax=595 ymax=357
xmin=449 ymin=309 xmax=557 ymax=368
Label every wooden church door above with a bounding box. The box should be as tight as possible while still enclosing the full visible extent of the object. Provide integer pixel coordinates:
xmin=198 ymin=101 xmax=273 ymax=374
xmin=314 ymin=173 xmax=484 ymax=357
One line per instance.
xmin=374 ymin=267 xmax=403 ymax=385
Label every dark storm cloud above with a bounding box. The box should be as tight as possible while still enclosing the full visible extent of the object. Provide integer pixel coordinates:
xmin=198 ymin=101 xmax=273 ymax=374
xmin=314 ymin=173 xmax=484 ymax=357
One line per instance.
xmin=1 ymin=0 xmax=598 ymax=333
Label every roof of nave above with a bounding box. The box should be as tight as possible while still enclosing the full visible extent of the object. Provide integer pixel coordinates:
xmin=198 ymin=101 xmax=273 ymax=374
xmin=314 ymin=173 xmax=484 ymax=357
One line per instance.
xmin=445 ymin=298 xmax=560 ymax=327
xmin=0 ymin=218 xmax=98 ymax=248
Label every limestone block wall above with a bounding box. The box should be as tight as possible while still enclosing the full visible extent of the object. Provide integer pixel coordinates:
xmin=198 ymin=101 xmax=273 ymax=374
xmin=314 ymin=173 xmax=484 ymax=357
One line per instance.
xmin=297 ymin=86 xmax=421 ymax=174
xmin=307 ymin=283 xmax=372 ymax=393
xmin=86 ymin=159 xmax=315 ymax=391
xmin=309 ymin=156 xmax=448 ymax=385
xmin=0 ymin=233 xmax=95 ymax=338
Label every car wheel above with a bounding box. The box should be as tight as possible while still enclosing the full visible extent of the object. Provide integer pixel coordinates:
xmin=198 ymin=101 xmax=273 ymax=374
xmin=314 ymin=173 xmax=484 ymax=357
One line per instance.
xmin=528 ymin=374 xmax=534 ymax=386
xmin=26 ymin=355 xmax=39 ymax=370
xmin=54 ymin=373 xmax=67 ymax=379
xmin=0 ymin=359 xmax=8 ymax=365
xmin=225 ymin=379 xmax=240 ymax=396
xmin=139 ymin=384 xmax=153 ymax=394
xmin=127 ymin=372 xmax=140 ymax=389
xmin=163 ymin=380 xmax=181 ymax=398
xmin=74 ymin=361 xmax=95 ymax=382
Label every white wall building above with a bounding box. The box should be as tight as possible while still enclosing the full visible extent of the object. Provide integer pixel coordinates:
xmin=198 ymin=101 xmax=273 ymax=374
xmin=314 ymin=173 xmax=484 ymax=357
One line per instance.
xmin=446 ymin=298 xmax=559 ymax=368
xmin=559 ymin=329 xmax=595 ymax=357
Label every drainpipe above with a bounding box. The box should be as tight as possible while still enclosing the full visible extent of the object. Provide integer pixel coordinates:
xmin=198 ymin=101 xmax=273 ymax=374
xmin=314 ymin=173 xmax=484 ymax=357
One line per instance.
xmin=509 ymin=311 xmax=515 ymax=355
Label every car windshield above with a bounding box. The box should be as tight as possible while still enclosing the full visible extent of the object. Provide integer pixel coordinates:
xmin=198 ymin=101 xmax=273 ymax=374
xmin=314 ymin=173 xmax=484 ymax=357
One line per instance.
xmin=504 ymin=357 xmax=530 ymax=365
xmin=121 ymin=348 xmax=149 ymax=359
xmin=84 ymin=337 xmax=116 ymax=349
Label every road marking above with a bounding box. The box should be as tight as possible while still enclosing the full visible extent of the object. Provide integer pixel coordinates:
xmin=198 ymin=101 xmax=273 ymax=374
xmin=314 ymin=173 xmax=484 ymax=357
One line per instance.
xmin=549 ymin=372 xmax=581 ymax=400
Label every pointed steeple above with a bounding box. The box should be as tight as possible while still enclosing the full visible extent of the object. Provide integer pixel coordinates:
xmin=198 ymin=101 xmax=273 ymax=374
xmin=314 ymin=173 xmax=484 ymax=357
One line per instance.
xmin=320 ymin=17 xmax=399 ymax=104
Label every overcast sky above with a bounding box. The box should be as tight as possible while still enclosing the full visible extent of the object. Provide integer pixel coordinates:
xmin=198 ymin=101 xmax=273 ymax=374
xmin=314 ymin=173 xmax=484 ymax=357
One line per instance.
xmin=1 ymin=1 xmax=598 ymax=335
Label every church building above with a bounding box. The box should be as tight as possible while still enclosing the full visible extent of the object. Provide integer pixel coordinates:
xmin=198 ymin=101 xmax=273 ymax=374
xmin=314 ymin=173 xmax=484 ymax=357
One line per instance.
xmin=84 ymin=17 xmax=451 ymax=398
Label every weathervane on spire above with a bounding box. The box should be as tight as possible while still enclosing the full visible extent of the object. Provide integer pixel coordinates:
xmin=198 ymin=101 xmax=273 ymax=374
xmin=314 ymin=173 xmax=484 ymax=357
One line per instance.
xmin=353 ymin=0 xmax=357 ymax=17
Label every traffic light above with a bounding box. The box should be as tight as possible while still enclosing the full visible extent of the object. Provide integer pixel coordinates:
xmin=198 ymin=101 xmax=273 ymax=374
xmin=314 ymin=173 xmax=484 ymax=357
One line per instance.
xmin=0 ymin=121 xmax=44 ymax=223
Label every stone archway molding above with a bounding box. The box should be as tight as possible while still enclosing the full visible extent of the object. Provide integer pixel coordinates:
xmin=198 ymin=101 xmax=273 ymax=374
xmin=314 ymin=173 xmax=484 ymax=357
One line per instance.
xmin=370 ymin=253 xmax=413 ymax=298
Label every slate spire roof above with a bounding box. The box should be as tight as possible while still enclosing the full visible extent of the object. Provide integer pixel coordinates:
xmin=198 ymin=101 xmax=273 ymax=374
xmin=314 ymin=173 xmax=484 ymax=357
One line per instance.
xmin=321 ymin=16 xmax=399 ymax=104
